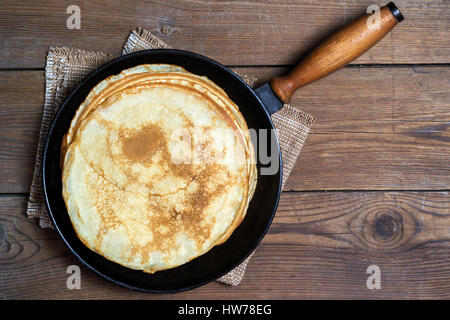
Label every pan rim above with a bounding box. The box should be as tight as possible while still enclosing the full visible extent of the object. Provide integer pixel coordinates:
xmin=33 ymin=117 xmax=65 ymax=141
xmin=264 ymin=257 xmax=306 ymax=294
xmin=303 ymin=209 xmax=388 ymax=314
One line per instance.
xmin=42 ymin=48 xmax=282 ymax=293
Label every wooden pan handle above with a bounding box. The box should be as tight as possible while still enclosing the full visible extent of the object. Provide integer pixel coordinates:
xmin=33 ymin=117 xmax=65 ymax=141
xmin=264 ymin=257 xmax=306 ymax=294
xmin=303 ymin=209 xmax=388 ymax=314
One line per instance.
xmin=270 ymin=2 xmax=404 ymax=103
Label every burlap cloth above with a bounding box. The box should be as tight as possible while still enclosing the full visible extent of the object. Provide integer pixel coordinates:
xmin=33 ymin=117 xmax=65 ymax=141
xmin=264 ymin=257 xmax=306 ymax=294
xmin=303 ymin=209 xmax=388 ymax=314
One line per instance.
xmin=27 ymin=28 xmax=314 ymax=286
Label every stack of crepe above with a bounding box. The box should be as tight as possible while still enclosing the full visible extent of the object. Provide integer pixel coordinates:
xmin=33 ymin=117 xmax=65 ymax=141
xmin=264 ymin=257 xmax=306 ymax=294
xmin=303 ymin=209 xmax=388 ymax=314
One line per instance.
xmin=61 ymin=64 xmax=257 ymax=273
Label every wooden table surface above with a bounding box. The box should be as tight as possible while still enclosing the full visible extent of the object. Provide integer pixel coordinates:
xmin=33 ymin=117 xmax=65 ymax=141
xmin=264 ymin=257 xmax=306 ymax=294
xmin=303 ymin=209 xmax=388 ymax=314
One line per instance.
xmin=0 ymin=0 xmax=449 ymax=299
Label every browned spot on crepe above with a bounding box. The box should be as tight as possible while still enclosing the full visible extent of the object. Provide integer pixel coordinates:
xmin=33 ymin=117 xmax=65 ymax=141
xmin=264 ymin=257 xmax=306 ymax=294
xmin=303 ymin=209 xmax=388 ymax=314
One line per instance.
xmin=120 ymin=124 xmax=163 ymax=162
xmin=140 ymin=162 xmax=226 ymax=262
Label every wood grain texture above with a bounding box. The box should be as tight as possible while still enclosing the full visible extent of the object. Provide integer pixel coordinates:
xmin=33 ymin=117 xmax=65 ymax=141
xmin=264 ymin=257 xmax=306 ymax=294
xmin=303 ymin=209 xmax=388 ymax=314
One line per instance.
xmin=0 ymin=71 xmax=44 ymax=194
xmin=0 ymin=0 xmax=448 ymax=68
xmin=0 ymin=193 xmax=448 ymax=299
xmin=0 ymin=66 xmax=448 ymax=193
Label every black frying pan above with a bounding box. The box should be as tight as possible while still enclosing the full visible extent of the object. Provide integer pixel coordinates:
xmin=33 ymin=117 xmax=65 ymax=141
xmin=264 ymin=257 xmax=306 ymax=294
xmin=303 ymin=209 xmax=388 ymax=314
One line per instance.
xmin=43 ymin=3 xmax=403 ymax=293
xmin=43 ymin=49 xmax=282 ymax=293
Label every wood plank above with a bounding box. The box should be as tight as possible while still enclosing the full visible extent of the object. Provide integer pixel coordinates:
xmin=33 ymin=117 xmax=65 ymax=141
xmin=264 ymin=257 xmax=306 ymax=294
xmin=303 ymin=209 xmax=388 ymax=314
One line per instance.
xmin=0 ymin=0 xmax=448 ymax=68
xmin=0 ymin=192 xmax=448 ymax=299
xmin=0 ymin=66 xmax=448 ymax=193
xmin=264 ymin=66 xmax=450 ymax=190
xmin=237 ymin=66 xmax=450 ymax=190
xmin=0 ymin=71 xmax=44 ymax=193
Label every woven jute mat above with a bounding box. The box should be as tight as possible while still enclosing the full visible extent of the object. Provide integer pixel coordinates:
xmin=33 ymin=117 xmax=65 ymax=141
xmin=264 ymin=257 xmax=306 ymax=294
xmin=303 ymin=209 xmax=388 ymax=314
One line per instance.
xmin=27 ymin=28 xmax=314 ymax=286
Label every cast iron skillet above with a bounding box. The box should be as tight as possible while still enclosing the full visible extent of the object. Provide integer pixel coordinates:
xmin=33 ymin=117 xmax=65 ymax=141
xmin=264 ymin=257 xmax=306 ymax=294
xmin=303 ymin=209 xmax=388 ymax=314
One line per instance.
xmin=43 ymin=3 xmax=403 ymax=292
xmin=43 ymin=49 xmax=282 ymax=293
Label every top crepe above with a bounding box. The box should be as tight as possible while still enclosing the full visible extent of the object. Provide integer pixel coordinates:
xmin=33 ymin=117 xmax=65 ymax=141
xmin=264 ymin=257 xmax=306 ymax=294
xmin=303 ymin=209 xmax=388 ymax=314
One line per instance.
xmin=61 ymin=64 xmax=257 ymax=273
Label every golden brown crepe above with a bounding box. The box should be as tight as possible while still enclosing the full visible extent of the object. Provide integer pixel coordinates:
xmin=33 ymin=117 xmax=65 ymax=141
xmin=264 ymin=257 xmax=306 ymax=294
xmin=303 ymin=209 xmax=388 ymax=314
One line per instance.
xmin=62 ymin=64 xmax=257 ymax=273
